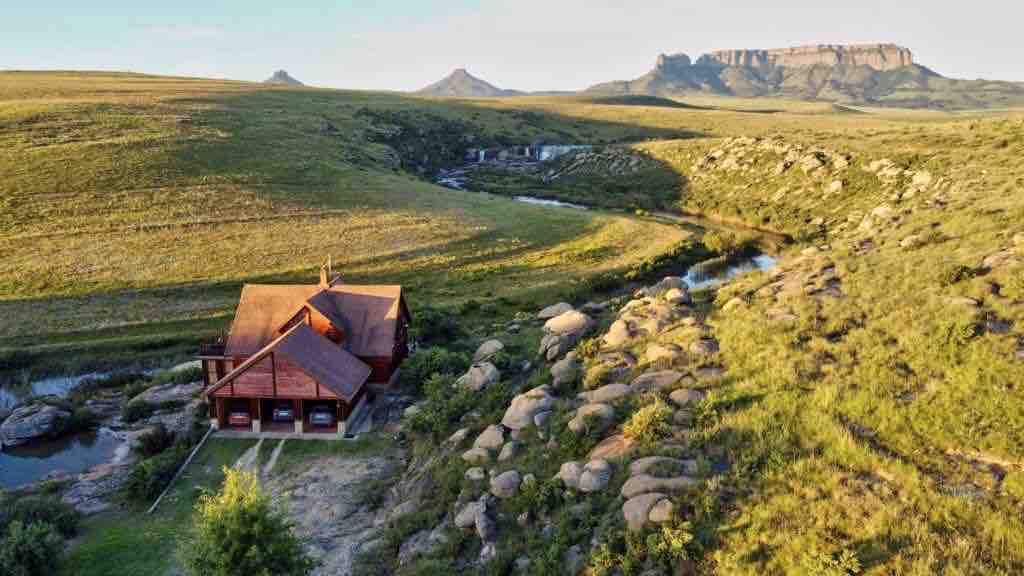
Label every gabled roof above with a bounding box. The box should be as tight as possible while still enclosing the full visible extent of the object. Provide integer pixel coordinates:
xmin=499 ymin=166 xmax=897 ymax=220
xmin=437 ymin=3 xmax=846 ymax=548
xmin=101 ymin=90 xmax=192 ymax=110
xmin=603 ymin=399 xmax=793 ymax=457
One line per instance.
xmin=225 ymin=283 xmax=405 ymax=358
xmin=206 ymin=323 xmax=371 ymax=403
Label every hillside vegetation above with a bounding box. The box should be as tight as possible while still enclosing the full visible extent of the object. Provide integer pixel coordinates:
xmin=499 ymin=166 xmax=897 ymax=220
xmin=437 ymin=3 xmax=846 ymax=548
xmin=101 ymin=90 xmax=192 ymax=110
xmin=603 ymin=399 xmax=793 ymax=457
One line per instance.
xmin=0 ymin=71 xmax=690 ymax=379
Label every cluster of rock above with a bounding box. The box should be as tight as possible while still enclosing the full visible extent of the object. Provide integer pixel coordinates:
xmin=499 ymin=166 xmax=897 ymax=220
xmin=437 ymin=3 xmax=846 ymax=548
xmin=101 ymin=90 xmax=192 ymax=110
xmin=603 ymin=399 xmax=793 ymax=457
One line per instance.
xmin=0 ymin=401 xmax=71 ymax=447
xmin=543 ymin=147 xmax=654 ymax=183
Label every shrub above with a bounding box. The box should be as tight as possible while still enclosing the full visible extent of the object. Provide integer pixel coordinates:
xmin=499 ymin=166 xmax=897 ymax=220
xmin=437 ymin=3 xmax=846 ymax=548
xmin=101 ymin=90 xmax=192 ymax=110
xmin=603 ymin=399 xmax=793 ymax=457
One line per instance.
xmin=646 ymin=519 xmax=695 ymax=567
xmin=0 ymin=497 xmax=80 ymax=539
xmin=126 ymin=445 xmax=188 ymax=501
xmin=0 ymin=521 xmax=63 ymax=576
xmin=583 ymin=363 xmax=614 ymax=390
xmin=398 ymin=348 xmax=470 ymax=389
xmin=938 ymin=263 xmax=976 ymax=286
xmin=179 ymin=468 xmax=316 ymax=576
xmin=623 ymin=398 xmax=673 ymax=445
xmin=406 ymin=374 xmax=472 ymax=439
xmin=122 ymin=399 xmax=157 ymax=423
xmin=800 ymin=548 xmax=862 ymax=576
xmin=411 ymin=305 xmax=463 ymax=345
xmin=134 ymin=423 xmax=175 ymax=458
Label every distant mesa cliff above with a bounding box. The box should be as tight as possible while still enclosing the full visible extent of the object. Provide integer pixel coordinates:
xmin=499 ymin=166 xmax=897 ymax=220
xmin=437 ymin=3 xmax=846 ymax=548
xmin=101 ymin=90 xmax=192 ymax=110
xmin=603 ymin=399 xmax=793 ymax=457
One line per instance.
xmin=698 ymin=43 xmax=914 ymax=71
xmin=587 ymin=43 xmax=1024 ymax=109
xmin=417 ymin=68 xmax=522 ymax=98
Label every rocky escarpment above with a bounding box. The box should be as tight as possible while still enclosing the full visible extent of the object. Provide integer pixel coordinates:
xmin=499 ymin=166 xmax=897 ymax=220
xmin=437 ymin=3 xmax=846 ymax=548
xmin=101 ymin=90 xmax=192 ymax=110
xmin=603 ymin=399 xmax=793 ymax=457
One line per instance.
xmin=586 ymin=43 xmax=1024 ymax=108
xmin=698 ymin=43 xmax=914 ymax=71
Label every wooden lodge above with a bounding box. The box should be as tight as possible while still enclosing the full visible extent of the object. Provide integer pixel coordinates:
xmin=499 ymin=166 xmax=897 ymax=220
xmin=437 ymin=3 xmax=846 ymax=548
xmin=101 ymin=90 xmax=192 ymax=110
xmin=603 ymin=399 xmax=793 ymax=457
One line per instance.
xmin=199 ymin=266 xmax=410 ymax=436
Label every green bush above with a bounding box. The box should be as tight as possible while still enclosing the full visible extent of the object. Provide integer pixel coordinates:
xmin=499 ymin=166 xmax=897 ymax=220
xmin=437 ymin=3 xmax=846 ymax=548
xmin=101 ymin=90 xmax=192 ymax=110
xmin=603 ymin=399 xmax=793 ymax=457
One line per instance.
xmin=405 ymin=374 xmax=472 ymax=439
xmin=938 ymin=263 xmax=977 ymax=286
xmin=126 ymin=445 xmax=188 ymax=501
xmin=410 ymin=305 xmax=464 ymax=346
xmin=0 ymin=497 xmax=80 ymax=539
xmin=622 ymin=398 xmax=673 ymax=445
xmin=122 ymin=400 xmax=157 ymax=423
xmin=134 ymin=423 xmax=175 ymax=458
xmin=398 ymin=348 xmax=470 ymax=389
xmin=179 ymin=468 xmax=316 ymax=576
xmin=0 ymin=521 xmax=63 ymax=576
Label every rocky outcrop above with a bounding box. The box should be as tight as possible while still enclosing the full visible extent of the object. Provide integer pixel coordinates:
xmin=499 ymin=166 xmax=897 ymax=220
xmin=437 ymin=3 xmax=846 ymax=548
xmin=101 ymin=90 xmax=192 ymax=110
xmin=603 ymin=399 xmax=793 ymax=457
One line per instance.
xmin=1 ymin=402 xmax=70 ymax=447
xmin=263 ymin=70 xmax=304 ymax=86
xmin=699 ymin=44 xmax=914 ymax=71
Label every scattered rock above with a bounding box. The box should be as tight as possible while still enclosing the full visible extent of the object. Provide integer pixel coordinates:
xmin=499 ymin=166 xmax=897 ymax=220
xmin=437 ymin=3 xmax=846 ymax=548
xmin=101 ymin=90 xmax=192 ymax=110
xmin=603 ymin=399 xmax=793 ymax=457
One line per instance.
xmin=689 ymin=339 xmax=720 ymax=356
xmin=648 ymin=498 xmax=675 ymax=523
xmin=578 ymin=383 xmax=632 ymax=404
xmin=473 ymin=425 xmax=506 ymax=451
xmin=498 ymin=441 xmax=521 ymax=462
xmin=568 ymin=404 xmax=616 ymax=434
xmin=557 ymin=461 xmax=585 ymax=489
xmin=602 ymin=319 xmax=634 ymax=348
xmin=663 ymin=288 xmax=691 ymax=305
xmin=669 ymin=388 xmax=705 ymax=408
xmin=455 ymin=500 xmax=486 ymax=529
xmin=446 ymin=427 xmax=471 ymax=447
xmin=457 ymin=362 xmax=500 ymax=392
xmin=550 ymin=353 xmax=580 ymax=388
xmin=577 ymin=459 xmax=612 ymax=493
xmin=473 ymin=340 xmax=505 ymax=363
xmin=501 ymin=386 xmax=556 ymax=430
xmin=544 ymin=310 xmax=593 ymax=338
xmin=465 ymin=467 xmax=487 ymax=482
xmin=588 ymin=434 xmax=638 ymax=461
xmin=1 ymin=402 xmax=70 ymax=447
xmin=461 ymin=447 xmax=492 ymax=465
xmin=631 ymin=371 xmax=684 ymax=393
xmin=621 ymin=474 xmax=698 ymax=498
xmin=622 ymin=493 xmax=668 ymax=531
xmin=538 ymin=302 xmax=574 ymax=320
xmin=644 ymin=343 xmax=683 ymax=364
xmin=490 ymin=470 xmax=522 ymax=499
xmin=475 ymin=508 xmax=497 ymax=542
xmin=629 ymin=456 xmax=699 ymax=477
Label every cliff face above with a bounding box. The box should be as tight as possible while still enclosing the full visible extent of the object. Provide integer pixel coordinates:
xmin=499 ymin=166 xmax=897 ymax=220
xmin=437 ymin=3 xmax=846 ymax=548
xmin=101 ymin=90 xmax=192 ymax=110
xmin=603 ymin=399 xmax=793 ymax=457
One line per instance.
xmin=699 ymin=43 xmax=913 ymax=71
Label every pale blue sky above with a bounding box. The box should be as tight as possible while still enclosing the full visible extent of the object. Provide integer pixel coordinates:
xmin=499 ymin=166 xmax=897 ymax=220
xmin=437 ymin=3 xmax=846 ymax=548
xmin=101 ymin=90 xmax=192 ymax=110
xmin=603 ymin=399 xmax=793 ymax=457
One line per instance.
xmin=3 ymin=1 xmax=1021 ymax=90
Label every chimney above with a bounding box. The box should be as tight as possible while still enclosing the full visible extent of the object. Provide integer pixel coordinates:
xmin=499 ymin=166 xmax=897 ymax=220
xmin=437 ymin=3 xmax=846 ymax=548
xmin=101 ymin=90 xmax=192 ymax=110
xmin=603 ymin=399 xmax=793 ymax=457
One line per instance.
xmin=319 ymin=263 xmax=328 ymax=288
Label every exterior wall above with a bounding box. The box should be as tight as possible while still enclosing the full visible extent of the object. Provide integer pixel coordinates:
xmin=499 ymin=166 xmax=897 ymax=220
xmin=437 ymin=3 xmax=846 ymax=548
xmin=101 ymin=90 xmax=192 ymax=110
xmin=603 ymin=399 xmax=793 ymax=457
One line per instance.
xmin=211 ymin=355 xmax=338 ymax=400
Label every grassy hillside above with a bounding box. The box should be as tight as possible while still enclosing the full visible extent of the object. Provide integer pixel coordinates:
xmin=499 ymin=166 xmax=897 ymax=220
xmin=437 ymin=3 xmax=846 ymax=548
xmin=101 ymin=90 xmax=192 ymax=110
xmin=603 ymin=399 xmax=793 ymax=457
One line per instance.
xmin=0 ymin=72 xmax=692 ymax=379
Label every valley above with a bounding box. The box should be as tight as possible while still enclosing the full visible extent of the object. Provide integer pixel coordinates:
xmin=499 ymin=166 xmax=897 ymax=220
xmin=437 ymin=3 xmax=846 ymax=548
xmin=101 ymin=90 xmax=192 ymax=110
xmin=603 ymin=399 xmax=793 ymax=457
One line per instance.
xmin=1 ymin=69 xmax=1023 ymax=575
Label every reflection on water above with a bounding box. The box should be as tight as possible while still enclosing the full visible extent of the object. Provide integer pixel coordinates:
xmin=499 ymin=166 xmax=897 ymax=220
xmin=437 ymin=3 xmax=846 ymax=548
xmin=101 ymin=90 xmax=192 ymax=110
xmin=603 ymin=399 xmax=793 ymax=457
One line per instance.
xmin=0 ymin=429 xmax=120 ymax=489
xmin=684 ymin=254 xmax=777 ymax=290
xmin=513 ymin=196 xmax=589 ymax=210
xmin=0 ymin=373 xmax=105 ymax=410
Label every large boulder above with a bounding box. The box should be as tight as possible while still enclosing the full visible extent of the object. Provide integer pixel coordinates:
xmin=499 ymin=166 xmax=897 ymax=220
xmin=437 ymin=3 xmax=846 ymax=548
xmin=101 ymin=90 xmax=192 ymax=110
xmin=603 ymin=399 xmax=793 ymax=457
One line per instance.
xmin=568 ymin=404 xmax=616 ymax=434
xmin=473 ymin=340 xmax=505 ymax=363
xmin=622 ymin=493 xmax=668 ymax=531
xmin=501 ymin=386 xmax=556 ymax=430
xmin=490 ymin=470 xmax=522 ymax=499
xmin=629 ymin=456 xmax=699 ymax=477
xmin=457 ymin=362 xmax=500 ymax=392
xmin=663 ymin=287 xmax=691 ymax=306
xmin=588 ymin=434 xmax=638 ymax=461
xmin=1 ymin=402 xmax=70 ymax=447
xmin=602 ymin=319 xmax=634 ymax=348
xmin=461 ymin=447 xmax=493 ymax=465
xmin=538 ymin=302 xmax=574 ymax=320
xmin=578 ymin=383 xmax=632 ymax=404
xmin=620 ymin=474 xmax=698 ymax=498
xmin=544 ymin=311 xmax=593 ymax=339
xmin=577 ymin=459 xmax=612 ymax=493
xmin=631 ymin=371 xmax=684 ymax=393
xmin=455 ymin=500 xmax=487 ymax=529
xmin=550 ymin=353 xmax=580 ymax=388
xmin=473 ymin=424 xmax=506 ymax=451
xmin=130 ymin=380 xmax=201 ymax=406
xmin=669 ymin=388 xmax=705 ymax=408
xmin=557 ymin=461 xmax=584 ymax=489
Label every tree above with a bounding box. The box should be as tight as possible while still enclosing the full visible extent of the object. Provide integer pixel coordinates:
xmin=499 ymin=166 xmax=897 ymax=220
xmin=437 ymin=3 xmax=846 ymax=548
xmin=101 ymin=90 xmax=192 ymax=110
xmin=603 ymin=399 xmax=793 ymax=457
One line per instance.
xmin=0 ymin=521 xmax=62 ymax=576
xmin=179 ymin=467 xmax=317 ymax=576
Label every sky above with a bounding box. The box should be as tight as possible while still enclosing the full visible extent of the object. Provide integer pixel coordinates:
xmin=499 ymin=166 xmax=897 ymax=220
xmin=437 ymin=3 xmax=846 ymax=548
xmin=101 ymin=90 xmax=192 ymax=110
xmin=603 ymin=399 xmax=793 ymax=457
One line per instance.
xmin=3 ymin=0 xmax=1022 ymax=91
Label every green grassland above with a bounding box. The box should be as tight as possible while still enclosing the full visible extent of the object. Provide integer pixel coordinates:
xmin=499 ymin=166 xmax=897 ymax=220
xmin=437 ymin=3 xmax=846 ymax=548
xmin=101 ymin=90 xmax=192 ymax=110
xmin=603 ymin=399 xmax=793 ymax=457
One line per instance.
xmin=4 ymin=72 xmax=1024 ymax=574
xmin=0 ymin=72 xmax=691 ymax=379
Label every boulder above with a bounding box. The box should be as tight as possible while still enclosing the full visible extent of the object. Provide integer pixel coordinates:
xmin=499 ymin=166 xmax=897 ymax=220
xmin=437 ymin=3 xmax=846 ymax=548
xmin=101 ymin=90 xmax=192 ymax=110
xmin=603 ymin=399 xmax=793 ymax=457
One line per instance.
xmin=455 ymin=500 xmax=486 ymax=529
xmin=644 ymin=343 xmax=683 ymax=364
xmin=475 ymin=508 xmax=497 ymax=542
xmin=544 ymin=311 xmax=593 ymax=339
xmin=669 ymin=388 xmax=705 ymax=408
xmin=465 ymin=467 xmax=487 ymax=481
xmin=578 ymin=383 xmax=632 ymax=404
xmin=1 ymin=402 xmax=70 ymax=447
xmin=501 ymin=386 xmax=556 ymax=430
xmin=663 ymin=287 xmax=691 ymax=306
xmin=648 ymin=499 xmax=675 ymax=524
xmin=631 ymin=371 xmax=684 ymax=393
xmin=577 ymin=459 xmax=612 ymax=493
xmin=568 ymin=404 xmax=616 ymax=434
xmin=533 ymin=410 xmax=552 ymax=428
xmin=461 ymin=447 xmax=492 ymax=465
xmin=602 ymin=319 xmax=634 ymax=348
xmin=550 ymin=353 xmax=580 ymax=388
xmin=473 ymin=425 xmax=506 ymax=451
xmin=622 ymin=493 xmax=668 ymax=531
xmin=498 ymin=441 xmax=521 ymax=462
xmin=689 ymin=339 xmax=720 ymax=356
xmin=588 ymin=434 xmax=638 ymax=461
xmin=490 ymin=470 xmax=522 ymax=499
xmin=557 ymin=461 xmax=585 ymax=489
xmin=130 ymin=380 xmax=201 ymax=406
xmin=457 ymin=362 xmax=500 ymax=392
xmin=620 ymin=474 xmax=698 ymax=498
xmin=446 ymin=427 xmax=471 ymax=447
xmin=538 ymin=302 xmax=574 ymax=320
xmin=473 ymin=340 xmax=505 ymax=363
xmin=629 ymin=456 xmax=699 ymax=477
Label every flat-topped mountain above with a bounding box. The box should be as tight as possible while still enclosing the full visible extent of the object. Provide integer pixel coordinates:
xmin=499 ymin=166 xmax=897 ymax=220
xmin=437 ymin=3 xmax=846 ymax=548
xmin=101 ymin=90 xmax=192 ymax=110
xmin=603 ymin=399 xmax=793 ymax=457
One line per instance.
xmin=587 ymin=43 xmax=1024 ymax=109
xmin=263 ymin=70 xmax=303 ymax=86
xmin=417 ymin=68 xmax=522 ymax=98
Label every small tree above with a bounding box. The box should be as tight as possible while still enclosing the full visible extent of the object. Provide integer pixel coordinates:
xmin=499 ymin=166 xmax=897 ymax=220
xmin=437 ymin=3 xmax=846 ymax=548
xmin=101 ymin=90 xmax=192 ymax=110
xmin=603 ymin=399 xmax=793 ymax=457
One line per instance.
xmin=0 ymin=521 xmax=62 ymax=576
xmin=179 ymin=467 xmax=317 ymax=576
